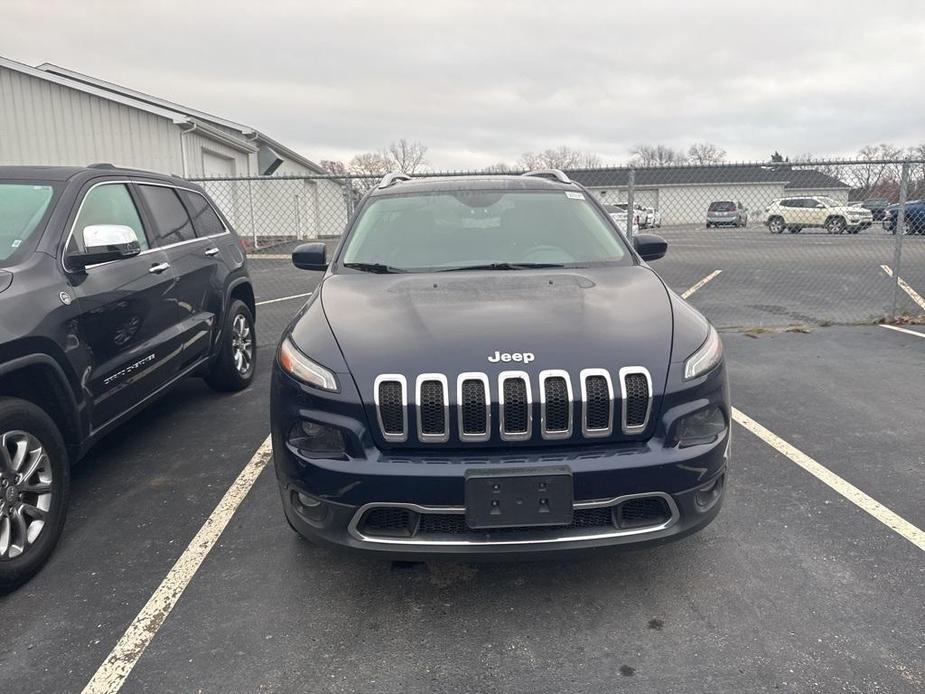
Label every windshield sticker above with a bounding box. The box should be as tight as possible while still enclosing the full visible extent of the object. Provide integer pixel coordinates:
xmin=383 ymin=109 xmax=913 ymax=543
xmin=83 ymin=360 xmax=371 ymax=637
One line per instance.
xmin=565 ymin=191 xmax=585 ymax=200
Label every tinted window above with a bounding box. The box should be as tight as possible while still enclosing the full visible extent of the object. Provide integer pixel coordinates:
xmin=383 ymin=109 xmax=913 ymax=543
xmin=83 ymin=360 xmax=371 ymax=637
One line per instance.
xmin=780 ymin=199 xmax=801 ymax=208
xmin=0 ymin=183 xmax=57 ymax=264
xmin=179 ymin=189 xmax=225 ymax=237
xmin=71 ymin=183 xmax=148 ymax=253
xmin=709 ymin=201 xmax=735 ymax=211
xmin=137 ymin=185 xmax=195 ymax=244
xmin=343 ymin=191 xmax=631 ymax=271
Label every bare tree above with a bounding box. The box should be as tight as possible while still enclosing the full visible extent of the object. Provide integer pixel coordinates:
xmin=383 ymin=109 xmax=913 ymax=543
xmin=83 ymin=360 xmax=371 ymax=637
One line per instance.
xmin=848 ymin=144 xmax=904 ymax=196
xmin=629 ymin=144 xmax=688 ymax=167
xmin=687 ymin=142 xmax=727 ymax=165
xmin=518 ymin=146 xmax=601 ymax=170
xmin=483 ymin=162 xmax=517 ymax=173
xmin=385 ymin=138 xmax=429 ymax=174
xmin=320 ymin=160 xmax=348 ymax=175
xmin=346 ymin=151 xmax=392 ymax=193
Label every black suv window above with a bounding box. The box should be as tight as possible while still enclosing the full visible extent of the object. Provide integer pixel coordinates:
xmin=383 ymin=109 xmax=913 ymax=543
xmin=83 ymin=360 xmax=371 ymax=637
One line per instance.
xmin=137 ymin=185 xmax=196 ymax=245
xmin=70 ymin=183 xmax=149 ymax=253
xmin=0 ymin=183 xmax=58 ymax=265
xmin=178 ymin=189 xmax=225 ymax=237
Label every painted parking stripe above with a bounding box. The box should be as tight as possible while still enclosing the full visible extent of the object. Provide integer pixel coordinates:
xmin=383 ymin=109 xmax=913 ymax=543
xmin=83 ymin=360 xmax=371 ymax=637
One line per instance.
xmin=731 ymin=408 xmax=925 ymax=553
xmin=879 ymin=324 xmax=925 ymax=338
xmin=82 ymin=436 xmax=274 ymax=694
xmin=681 ymin=270 xmax=722 ymax=299
xmin=256 ymin=292 xmax=312 ymax=306
xmin=880 ymin=264 xmax=925 ymax=312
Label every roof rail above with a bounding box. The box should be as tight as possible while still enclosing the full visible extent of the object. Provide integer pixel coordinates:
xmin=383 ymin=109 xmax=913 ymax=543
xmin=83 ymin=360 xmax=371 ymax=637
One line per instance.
xmin=378 ymin=172 xmax=413 ymax=189
xmin=88 ymin=162 xmax=117 ymax=169
xmin=522 ymin=169 xmax=572 ymax=184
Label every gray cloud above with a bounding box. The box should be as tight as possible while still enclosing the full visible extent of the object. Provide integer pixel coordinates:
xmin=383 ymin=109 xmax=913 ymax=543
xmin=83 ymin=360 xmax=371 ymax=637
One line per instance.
xmin=3 ymin=0 xmax=923 ymax=168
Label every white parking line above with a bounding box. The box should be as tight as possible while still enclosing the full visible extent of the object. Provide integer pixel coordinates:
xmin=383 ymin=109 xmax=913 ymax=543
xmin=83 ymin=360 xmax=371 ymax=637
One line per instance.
xmin=879 ymin=324 xmax=925 ymax=339
xmin=681 ymin=270 xmax=722 ymax=299
xmin=82 ymin=436 xmax=274 ymax=694
xmin=731 ymin=408 xmax=925 ymax=553
xmin=880 ymin=264 xmax=925 ymax=312
xmin=256 ymin=292 xmax=312 ymax=306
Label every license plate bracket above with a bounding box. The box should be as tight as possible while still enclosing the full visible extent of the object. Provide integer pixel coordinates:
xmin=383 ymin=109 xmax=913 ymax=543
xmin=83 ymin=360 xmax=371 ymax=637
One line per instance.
xmin=465 ymin=466 xmax=573 ymax=529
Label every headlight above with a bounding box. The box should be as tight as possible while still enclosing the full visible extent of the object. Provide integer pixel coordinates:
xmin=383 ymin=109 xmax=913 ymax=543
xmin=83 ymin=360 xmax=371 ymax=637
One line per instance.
xmin=676 ymin=406 xmax=726 ymax=447
xmin=684 ymin=325 xmax=723 ymax=380
xmin=278 ymin=337 xmax=338 ymax=391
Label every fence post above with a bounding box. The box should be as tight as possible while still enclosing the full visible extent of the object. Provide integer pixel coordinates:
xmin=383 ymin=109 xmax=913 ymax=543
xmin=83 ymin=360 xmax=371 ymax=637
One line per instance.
xmin=294 ymin=194 xmax=302 ymax=240
xmin=888 ymin=160 xmax=909 ymax=319
xmin=246 ymin=178 xmax=258 ymax=251
xmin=626 ymin=168 xmax=636 ymax=240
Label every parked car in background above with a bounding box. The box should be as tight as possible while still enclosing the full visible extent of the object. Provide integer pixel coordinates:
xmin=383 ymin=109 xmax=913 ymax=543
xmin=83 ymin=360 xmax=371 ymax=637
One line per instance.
xmin=882 ymin=200 xmax=925 ymax=234
xmin=645 ymin=206 xmax=661 ymax=228
xmin=0 ymin=165 xmax=256 ymax=591
xmin=858 ymin=198 xmax=890 ymax=221
xmin=634 ymin=204 xmax=651 ymax=228
xmin=764 ymin=196 xmax=873 ymax=234
xmin=272 ymin=170 xmax=729 ymax=560
xmin=706 ymin=201 xmax=748 ymax=228
xmin=604 ymin=204 xmax=639 ymax=236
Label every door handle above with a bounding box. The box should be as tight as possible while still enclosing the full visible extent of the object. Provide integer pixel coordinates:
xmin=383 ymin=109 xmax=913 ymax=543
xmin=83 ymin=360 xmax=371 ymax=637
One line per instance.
xmin=148 ymin=262 xmax=171 ymax=274
xmin=204 ymin=247 xmax=220 ymax=257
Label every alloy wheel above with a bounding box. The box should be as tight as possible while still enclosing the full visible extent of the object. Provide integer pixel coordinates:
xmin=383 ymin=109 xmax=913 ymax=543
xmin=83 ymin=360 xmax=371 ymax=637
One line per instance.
xmin=231 ymin=313 xmax=254 ymax=376
xmin=0 ymin=431 xmax=53 ymax=560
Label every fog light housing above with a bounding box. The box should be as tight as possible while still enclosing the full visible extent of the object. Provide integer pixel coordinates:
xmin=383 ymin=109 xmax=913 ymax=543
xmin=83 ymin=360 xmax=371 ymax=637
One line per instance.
xmin=288 ymin=420 xmax=346 ymax=457
xmin=694 ymin=474 xmax=724 ymax=510
xmin=291 ymin=490 xmax=329 ymax=524
xmin=677 ymin=406 xmax=726 ymax=447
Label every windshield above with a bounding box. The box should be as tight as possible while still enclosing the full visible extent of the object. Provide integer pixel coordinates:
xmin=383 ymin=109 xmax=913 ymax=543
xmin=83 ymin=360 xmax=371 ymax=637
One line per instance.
xmin=709 ymin=201 xmax=735 ymax=212
xmin=341 ymin=190 xmax=631 ymax=272
xmin=0 ymin=183 xmax=57 ymax=265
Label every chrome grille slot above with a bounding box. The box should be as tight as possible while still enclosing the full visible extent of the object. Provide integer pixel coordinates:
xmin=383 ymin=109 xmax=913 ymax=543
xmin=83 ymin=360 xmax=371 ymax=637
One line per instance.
xmin=374 ymin=375 xmax=407 ymax=443
xmin=498 ymin=371 xmax=531 ymax=441
xmin=457 ymin=372 xmax=490 ymax=442
xmin=580 ymin=368 xmax=614 ymax=437
xmin=416 ymin=374 xmax=449 ymax=443
xmin=620 ymin=367 xmax=652 ymax=434
xmin=540 ymin=370 xmax=573 ymax=440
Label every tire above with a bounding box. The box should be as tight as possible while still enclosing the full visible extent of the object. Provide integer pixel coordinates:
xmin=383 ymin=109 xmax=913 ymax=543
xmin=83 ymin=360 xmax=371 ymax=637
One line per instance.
xmin=768 ymin=216 xmax=784 ymax=234
xmin=205 ymin=299 xmax=256 ymax=392
xmin=826 ymin=217 xmax=846 ymax=234
xmin=706 ymin=223 xmax=712 ymax=229
xmin=0 ymin=398 xmax=70 ymax=593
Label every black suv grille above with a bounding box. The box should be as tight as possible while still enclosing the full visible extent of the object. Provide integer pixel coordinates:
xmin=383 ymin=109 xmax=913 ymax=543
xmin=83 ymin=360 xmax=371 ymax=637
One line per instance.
xmin=623 ymin=373 xmax=650 ymax=429
xmin=419 ymin=380 xmax=446 ymax=435
xmin=377 ymin=381 xmax=404 ymax=436
xmin=616 ymin=496 xmax=670 ymax=528
xmin=543 ymin=376 xmax=570 ymax=433
xmin=502 ymin=378 xmax=529 ymax=435
xmin=585 ymin=375 xmax=611 ymax=431
xmin=460 ymin=379 xmax=487 ymax=435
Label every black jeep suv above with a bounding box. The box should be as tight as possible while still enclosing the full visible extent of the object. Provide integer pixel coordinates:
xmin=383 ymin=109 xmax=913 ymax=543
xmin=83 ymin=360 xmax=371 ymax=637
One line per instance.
xmin=271 ymin=170 xmax=729 ymax=559
xmin=0 ymin=165 xmax=255 ymax=590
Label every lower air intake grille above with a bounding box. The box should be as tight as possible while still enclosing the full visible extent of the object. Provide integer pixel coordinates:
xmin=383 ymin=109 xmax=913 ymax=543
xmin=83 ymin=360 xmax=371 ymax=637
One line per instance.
xmin=585 ymin=375 xmax=611 ymax=431
xmin=377 ymin=381 xmax=405 ymax=437
xmin=419 ymin=380 xmax=446 ymax=435
xmin=460 ymin=379 xmax=487 ymax=435
xmin=543 ymin=376 xmax=571 ymax=433
xmin=623 ymin=372 xmax=650 ymax=429
xmin=502 ymin=378 xmax=529 ymax=435
xmin=616 ymin=496 xmax=671 ymax=529
xmin=361 ymin=507 xmax=414 ymax=537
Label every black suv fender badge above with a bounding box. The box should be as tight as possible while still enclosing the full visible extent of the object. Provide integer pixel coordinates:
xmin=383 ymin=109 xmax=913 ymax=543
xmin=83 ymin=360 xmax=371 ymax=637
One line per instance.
xmin=59 ymin=291 xmax=72 ymax=306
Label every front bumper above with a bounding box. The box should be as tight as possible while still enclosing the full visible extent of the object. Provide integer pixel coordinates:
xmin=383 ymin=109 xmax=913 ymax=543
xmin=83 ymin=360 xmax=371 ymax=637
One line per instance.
xmin=273 ymin=431 xmax=729 ymax=558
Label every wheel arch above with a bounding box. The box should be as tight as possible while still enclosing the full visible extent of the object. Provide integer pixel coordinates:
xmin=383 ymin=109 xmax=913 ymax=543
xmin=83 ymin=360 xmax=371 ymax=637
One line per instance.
xmin=227 ymin=277 xmax=256 ymax=320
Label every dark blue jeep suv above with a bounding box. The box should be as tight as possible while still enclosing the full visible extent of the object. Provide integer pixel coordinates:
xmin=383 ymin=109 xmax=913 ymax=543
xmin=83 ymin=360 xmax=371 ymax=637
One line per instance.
xmin=271 ymin=170 xmax=729 ymax=558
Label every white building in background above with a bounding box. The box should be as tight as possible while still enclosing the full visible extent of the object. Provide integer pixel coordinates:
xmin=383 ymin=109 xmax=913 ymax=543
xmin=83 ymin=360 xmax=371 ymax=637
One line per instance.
xmin=569 ymin=165 xmax=851 ymax=225
xmin=0 ymin=55 xmax=348 ymax=242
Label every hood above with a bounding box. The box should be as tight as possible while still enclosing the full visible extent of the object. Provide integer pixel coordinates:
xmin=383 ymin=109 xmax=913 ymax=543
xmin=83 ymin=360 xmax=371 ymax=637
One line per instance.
xmin=320 ymin=266 xmax=674 ymax=404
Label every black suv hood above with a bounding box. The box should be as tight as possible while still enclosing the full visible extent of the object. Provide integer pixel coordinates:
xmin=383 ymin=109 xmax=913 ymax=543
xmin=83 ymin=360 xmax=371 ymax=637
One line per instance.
xmin=320 ymin=266 xmax=673 ymax=393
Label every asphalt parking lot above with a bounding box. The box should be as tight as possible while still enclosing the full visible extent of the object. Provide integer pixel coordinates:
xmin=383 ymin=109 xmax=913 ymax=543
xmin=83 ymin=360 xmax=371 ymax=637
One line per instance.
xmin=1 ymin=230 xmax=923 ymax=693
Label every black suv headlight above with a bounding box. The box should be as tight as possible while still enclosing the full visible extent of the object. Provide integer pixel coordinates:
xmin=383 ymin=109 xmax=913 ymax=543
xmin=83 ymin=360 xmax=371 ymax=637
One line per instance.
xmin=684 ymin=326 xmax=723 ymax=380
xmin=676 ymin=406 xmax=726 ymax=447
xmin=279 ymin=337 xmax=339 ymax=391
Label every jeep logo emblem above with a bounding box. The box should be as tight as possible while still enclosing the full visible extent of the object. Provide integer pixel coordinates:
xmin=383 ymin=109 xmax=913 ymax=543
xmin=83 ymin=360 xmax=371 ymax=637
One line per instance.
xmin=488 ymin=351 xmax=535 ymax=364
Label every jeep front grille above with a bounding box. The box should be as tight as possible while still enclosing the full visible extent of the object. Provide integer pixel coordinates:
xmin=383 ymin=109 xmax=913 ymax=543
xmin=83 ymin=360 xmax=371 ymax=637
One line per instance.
xmin=373 ymin=367 xmax=651 ymax=444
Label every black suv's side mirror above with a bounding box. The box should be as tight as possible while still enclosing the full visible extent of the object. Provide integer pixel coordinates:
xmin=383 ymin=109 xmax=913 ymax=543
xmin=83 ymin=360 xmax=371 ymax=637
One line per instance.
xmin=634 ymin=233 xmax=667 ymax=261
xmin=66 ymin=224 xmax=142 ymax=271
xmin=292 ymin=242 xmax=328 ymax=271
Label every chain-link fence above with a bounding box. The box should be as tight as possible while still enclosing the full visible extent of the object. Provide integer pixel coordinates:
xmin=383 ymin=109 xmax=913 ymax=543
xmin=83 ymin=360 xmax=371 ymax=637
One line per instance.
xmin=191 ymin=158 xmax=925 ymax=338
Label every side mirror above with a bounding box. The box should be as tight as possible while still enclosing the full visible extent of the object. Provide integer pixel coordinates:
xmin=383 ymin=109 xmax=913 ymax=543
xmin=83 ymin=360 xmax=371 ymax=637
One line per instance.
xmin=67 ymin=224 xmax=141 ymax=270
xmin=292 ymin=242 xmax=328 ymax=271
xmin=634 ymin=233 xmax=667 ymax=261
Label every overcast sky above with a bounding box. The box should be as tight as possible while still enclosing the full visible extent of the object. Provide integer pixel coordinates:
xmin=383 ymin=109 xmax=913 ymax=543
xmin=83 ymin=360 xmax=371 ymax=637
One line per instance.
xmin=3 ymin=0 xmax=923 ymax=169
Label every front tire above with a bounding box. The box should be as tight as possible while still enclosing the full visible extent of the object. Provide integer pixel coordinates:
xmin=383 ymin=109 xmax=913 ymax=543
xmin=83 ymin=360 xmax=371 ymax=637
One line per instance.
xmin=826 ymin=217 xmax=847 ymax=234
xmin=0 ymin=398 xmax=70 ymax=593
xmin=205 ymin=299 xmax=256 ymax=392
xmin=768 ymin=217 xmax=784 ymax=234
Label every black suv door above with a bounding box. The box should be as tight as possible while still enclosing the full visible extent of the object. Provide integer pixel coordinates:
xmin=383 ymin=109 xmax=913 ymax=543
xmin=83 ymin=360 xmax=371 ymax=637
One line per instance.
xmin=65 ymin=181 xmax=186 ymax=429
xmin=133 ymin=182 xmax=226 ymax=368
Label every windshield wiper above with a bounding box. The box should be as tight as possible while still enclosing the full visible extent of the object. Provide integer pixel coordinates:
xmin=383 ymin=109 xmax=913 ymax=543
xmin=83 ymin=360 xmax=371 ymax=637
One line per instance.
xmin=342 ymin=262 xmax=406 ymax=274
xmin=438 ymin=262 xmax=567 ymax=272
